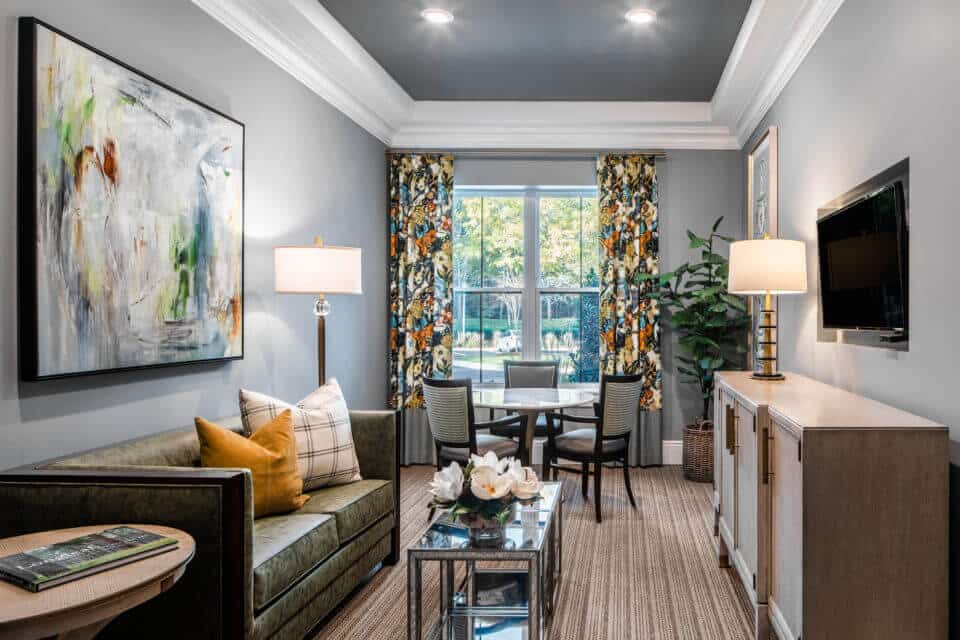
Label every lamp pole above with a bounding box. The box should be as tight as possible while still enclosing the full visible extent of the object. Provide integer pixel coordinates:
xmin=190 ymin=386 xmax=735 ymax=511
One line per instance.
xmin=312 ymin=236 xmax=331 ymax=387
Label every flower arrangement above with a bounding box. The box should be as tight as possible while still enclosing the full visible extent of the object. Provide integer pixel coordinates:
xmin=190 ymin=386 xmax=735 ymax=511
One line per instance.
xmin=429 ymin=452 xmax=542 ymax=528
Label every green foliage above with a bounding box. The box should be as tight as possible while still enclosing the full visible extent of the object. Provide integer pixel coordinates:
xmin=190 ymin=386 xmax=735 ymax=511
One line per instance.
xmin=640 ymin=216 xmax=749 ymax=420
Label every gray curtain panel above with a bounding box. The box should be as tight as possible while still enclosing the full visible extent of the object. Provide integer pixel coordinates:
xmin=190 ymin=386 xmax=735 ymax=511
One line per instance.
xmin=630 ymin=410 xmax=662 ymax=467
xmin=402 ymin=409 xmax=437 ymax=465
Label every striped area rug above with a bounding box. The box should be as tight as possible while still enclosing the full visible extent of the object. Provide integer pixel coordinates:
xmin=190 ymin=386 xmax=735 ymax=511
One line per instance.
xmin=313 ymin=465 xmax=753 ymax=639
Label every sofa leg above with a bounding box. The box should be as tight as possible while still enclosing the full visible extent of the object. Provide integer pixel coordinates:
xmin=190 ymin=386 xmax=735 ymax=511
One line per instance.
xmin=385 ymin=525 xmax=401 ymax=566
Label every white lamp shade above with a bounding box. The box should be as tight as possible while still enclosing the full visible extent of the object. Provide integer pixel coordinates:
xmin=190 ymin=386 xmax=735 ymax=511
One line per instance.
xmin=728 ymin=239 xmax=807 ymax=295
xmin=274 ymin=245 xmax=362 ymax=294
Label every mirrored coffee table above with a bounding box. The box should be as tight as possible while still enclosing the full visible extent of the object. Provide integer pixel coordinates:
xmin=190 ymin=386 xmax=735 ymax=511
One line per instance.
xmin=407 ymin=482 xmax=564 ymax=640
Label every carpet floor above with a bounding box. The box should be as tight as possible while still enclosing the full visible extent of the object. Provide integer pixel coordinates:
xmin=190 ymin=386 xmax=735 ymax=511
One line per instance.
xmin=313 ymin=465 xmax=753 ymax=639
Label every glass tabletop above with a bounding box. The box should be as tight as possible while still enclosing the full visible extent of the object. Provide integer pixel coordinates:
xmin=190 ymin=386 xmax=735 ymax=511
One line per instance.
xmin=472 ymin=388 xmax=594 ymax=410
xmin=412 ymin=483 xmax=561 ymax=554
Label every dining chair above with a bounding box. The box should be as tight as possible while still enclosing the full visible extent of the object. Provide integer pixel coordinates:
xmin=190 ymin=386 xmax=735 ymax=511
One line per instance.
xmin=489 ymin=360 xmax=565 ymax=438
xmin=543 ymin=374 xmax=642 ymax=523
xmin=422 ymin=378 xmax=528 ymax=468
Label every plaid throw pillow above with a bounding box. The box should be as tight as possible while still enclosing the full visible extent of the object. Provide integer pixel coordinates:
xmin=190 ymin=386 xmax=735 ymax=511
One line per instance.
xmin=239 ymin=380 xmax=361 ymax=491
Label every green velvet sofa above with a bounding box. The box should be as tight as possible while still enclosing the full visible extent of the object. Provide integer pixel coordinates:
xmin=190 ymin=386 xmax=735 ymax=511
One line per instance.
xmin=0 ymin=410 xmax=400 ymax=640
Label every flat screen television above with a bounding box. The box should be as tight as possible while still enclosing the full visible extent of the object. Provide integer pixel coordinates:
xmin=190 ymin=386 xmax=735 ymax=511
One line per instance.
xmin=817 ymin=182 xmax=908 ymax=332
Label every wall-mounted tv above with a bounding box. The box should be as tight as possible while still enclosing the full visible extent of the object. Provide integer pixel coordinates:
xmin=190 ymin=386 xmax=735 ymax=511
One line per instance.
xmin=816 ymin=182 xmax=908 ymax=332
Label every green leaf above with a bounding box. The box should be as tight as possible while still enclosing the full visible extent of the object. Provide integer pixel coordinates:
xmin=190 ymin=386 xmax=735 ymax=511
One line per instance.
xmin=687 ymin=230 xmax=707 ymax=248
xmin=721 ymin=294 xmax=747 ymax=311
xmin=711 ymin=216 xmax=724 ymax=232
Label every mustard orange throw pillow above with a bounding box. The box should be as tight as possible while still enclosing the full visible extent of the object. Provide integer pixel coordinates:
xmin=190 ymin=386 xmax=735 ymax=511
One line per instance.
xmin=195 ymin=409 xmax=309 ymax=517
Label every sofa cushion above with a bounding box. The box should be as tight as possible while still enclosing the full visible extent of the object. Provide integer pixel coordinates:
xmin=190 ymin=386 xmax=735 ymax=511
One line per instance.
xmin=197 ymin=411 xmax=309 ymax=518
xmin=252 ymin=513 xmax=338 ymax=611
xmin=240 ymin=381 xmax=362 ymax=491
xmin=297 ymin=479 xmax=392 ymax=543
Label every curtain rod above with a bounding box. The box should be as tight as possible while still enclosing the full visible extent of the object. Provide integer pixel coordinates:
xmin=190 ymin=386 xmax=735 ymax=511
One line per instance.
xmin=385 ymin=149 xmax=668 ymax=159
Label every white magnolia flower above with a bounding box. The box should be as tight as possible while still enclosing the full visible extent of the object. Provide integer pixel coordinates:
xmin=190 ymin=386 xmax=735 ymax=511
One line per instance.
xmin=508 ymin=461 xmax=542 ymax=500
xmin=469 ymin=451 xmax=510 ymax=473
xmin=428 ymin=462 xmax=464 ymax=503
xmin=470 ymin=465 xmax=515 ymax=501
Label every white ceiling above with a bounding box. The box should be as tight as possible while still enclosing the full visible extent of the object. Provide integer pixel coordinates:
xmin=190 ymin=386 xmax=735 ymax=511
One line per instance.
xmin=192 ymin=0 xmax=846 ymax=150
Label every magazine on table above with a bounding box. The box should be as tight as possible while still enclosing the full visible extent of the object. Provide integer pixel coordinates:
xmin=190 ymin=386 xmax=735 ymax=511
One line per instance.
xmin=0 ymin=526 xmax=178 ymax=592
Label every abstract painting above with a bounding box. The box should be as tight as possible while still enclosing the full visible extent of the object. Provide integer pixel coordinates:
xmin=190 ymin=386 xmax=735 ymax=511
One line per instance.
xmin=18 ymin=19 xmax=244 ymax=379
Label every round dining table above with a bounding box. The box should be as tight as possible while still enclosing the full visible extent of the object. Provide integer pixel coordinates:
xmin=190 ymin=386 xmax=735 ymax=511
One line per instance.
xmin=473 ymin=387 xmax=596 ymax=466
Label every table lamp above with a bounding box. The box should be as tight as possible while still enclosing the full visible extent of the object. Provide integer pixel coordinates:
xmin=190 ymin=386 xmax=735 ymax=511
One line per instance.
xmin=728 ymin=238 xmax=807 ymax=380
xmin=274 ymin=237 xmax=362 ymax=387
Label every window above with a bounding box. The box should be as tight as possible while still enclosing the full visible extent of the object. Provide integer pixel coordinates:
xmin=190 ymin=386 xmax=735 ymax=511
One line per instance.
xmin=452 ymin=189 xmax=599 ymax=384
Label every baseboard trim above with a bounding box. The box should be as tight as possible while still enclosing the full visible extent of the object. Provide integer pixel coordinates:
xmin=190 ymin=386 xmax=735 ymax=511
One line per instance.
xmin=531 ymin=439 xmax=684 ymax=466
xmin=662 ymin=440 xmax=682 ymax=466
xmin=768 ymin=598 xmax=791 ymax=640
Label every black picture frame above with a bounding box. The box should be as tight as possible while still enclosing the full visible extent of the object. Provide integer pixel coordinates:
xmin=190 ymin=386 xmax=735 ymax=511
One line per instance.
xmin=17 ymin=17 xmax=245 ymax=381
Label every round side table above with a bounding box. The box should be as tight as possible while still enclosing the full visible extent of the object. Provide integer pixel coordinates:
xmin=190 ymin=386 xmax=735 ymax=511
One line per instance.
xmin=0 ymin=524 xmax=195 ymax=640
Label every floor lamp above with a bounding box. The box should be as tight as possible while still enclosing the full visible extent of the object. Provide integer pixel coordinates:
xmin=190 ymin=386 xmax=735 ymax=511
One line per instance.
xmin=727 ymin=238 xmax=807 ymax=381
xmin=274 ymin=237 xmax=362 ymax=387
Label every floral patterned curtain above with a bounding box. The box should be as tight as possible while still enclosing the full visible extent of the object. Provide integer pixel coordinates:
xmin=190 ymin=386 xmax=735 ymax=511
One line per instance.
xmin=598 ymin=154 xmax=662 ymax=411
xmin=389 ymin=154 xmax=454 ymax=409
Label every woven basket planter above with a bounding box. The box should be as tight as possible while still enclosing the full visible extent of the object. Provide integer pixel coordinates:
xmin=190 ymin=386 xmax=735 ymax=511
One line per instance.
xmin=682 ymin=420 xmax=714 ymax=483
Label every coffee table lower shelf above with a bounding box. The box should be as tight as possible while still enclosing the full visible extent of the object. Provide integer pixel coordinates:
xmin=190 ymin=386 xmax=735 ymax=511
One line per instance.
xmin=408 ymin=484 xmax=564 ymax=640
xmin=423 ymin=568 xmax=553 ymax=640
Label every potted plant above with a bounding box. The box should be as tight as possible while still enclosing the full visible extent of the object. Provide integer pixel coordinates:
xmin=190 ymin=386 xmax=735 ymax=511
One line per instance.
xmin=428 ymin=452 xmax=542 ymax=545
xmin=641 ymin=217 xmax=749 ymax=482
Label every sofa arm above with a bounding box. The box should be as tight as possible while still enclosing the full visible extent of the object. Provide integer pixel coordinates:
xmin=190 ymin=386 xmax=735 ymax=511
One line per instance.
xmin=350 ymin=410 xmax=400 ymax=484
xmin=349 ymin=410 xmax=401 ymax=565
xmin=0 ymin=465 xmax=253 ymax=640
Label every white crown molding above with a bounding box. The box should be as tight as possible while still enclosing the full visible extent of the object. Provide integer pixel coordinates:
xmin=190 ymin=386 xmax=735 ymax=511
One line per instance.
xmin=194 ymin=0 xmax=844 ymax=151
xmin=712 ymin=0 xmax=847 ymax=147
xmin=391 ymin=101 xmax=739 ymax=150
xmin=711 ymin=0 xmax=767 ymax=126
xmin=732 ymin=0 xmax=846 ymax=145
xmin=191 ymin=0 xmax=413 ymax=143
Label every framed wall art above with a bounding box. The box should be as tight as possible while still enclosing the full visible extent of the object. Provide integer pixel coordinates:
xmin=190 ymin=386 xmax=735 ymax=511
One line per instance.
xmin=746 ymin=126 xmax=778 ymax=374
xmin=18 ymin=18 xmax=244 ymax=380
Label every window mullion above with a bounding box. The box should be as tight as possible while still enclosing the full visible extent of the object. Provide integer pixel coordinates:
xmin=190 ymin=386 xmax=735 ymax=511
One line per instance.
xmin=522 ymin=190 xmax=538 ymax=362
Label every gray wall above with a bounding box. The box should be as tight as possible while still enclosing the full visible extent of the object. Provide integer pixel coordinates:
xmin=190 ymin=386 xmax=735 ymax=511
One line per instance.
xmin=0 ymin=1 xmax=388 ymax=470
xmin=744 ymin=0 xmax=960 ymax=629
xmin=457 ymin=151 xmax=745 ymax=441
xmin=744 ymin=0 xmax=960 ymax=442
xmin=660 ymin=151 xmax=744 ymax=439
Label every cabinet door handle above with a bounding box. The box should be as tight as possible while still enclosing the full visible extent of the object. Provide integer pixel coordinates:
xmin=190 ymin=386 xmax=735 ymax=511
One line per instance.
xmin=762 ymin=427 xmax=770 ymax=484
xmin=725 ymin=405 xmax=735 ymax=452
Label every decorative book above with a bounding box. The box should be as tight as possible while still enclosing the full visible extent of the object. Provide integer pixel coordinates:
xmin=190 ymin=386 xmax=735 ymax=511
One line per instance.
xmin=0 ymin=526 xmax=178 ymax=592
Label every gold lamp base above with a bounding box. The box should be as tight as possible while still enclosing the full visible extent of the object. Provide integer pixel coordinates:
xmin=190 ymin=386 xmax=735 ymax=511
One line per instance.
xmin=753 ymin=292 xmax=786 ymax=382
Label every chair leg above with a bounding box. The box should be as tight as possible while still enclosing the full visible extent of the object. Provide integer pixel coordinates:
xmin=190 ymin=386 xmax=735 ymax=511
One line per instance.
xmin=594 ymin=462 xmax=602 ymax=523
xmin=623 ymin=457 xmax=637 ymax=509
xmin=581 ymin=463 xmax=589 ymax=499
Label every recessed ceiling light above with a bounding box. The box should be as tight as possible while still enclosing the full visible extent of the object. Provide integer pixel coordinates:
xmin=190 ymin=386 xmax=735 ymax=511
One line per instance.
xmin=421 ymin=8 xmax=454 ymax=24
xmin=625 ymin=8 xmax=657 ymax=24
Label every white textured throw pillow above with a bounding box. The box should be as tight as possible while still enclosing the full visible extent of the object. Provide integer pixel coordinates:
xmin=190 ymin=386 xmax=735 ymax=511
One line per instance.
xmin=239 ymin=380 xmax=361 ymax=490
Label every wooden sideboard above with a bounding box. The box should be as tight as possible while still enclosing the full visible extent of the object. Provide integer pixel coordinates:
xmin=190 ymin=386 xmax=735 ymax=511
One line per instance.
xmin=713 ymin=371 xmax=948 ymax=640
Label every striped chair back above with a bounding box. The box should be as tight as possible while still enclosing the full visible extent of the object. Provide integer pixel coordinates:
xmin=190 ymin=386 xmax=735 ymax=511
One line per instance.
xmin=422 ymin=379 xmax=472 ymax=445
xmin=600 ymin=375 xmax=644 ymax=437
xmin=504 ymin=360 xmax=559 ymax=389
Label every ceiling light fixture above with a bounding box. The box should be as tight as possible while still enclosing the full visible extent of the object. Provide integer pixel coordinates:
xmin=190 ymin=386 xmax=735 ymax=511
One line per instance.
xmin=421 ymin=8 xmax=454 ymax=24
xmin=625 ymin=8 xmax=657 ymax=24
